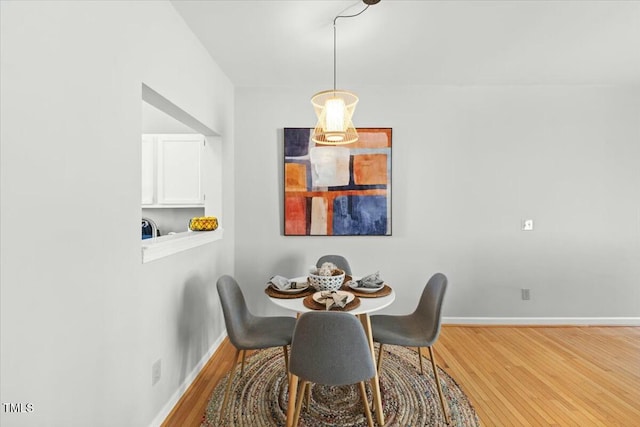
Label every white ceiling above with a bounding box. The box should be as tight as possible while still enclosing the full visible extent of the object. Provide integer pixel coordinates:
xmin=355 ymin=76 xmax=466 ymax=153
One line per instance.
xmin=171 ymin=0 xmax=640 ymax=87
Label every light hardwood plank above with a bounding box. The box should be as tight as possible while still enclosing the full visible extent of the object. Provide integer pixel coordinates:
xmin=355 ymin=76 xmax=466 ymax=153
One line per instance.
xmin=162 ymin=326 xmax=640 ymax=426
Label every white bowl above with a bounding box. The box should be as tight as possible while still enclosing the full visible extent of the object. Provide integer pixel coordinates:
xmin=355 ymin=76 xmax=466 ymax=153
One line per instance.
xmin=348 ymin=281 xmax=384 ymax=293
xmin=270 ymin=283 xmax=309 ymax=294
xmin=308 ymin=270 xmax=345 ymax=291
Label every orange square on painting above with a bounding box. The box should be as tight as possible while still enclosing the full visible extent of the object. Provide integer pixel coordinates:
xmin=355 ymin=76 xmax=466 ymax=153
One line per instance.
xmin=353 ymin=154 xmax=388 ymax=185
xmin=285 ymin=163 xmax=307 ymax=192
xmin=285 ymin=196 xmax=307 ymax=235
xmin=352 ymin=128 xmax=391 ymax=149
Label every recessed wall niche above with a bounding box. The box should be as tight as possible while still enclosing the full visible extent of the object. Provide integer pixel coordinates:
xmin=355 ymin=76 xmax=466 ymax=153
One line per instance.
xmin=140 ymin=84 xmax=221 ymax=241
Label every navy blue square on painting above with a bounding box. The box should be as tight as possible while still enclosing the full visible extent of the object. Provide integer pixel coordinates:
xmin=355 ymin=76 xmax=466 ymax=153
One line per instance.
xmin=333 ymin=195 xmax=388 ymax=235
xmin=284 ymin=128 xmax=310 ymax=157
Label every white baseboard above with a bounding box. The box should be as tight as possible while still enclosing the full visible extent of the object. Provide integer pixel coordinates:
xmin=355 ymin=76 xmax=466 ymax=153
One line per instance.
xmin=148 ymin=331 xmax=227 ymax=427
xmin=443 ymin=317 xmax=640 ymax=326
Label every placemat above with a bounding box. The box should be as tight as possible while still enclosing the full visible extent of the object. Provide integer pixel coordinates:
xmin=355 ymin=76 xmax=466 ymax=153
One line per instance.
xmin=264 ymin=286 xmax=314 ymax=299
xmin=303 ymin=294 xmax=361 ymax=311
xmin=340 ymin=283 xmax=393 ymax=298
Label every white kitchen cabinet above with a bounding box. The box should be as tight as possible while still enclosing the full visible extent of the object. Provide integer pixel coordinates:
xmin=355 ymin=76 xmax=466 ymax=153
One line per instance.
xmin=141 ymin=135 xmax=155 ymax=205
xmin=142 ymin=134 xmax=204 ymax=207
xmin=157 ymin=135 xmax=203 ymax=205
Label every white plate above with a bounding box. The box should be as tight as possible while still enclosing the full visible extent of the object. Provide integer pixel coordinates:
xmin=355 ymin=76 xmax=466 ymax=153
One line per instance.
xmin=312 ymin=290 xmax=355 ymax=304
xmin=348 ymin=281 xmax=385 ymax=293
xmin=271 ymin=283 xmax=309 ymax=294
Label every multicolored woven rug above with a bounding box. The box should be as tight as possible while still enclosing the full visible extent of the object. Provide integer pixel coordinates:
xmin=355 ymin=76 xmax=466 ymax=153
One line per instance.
xmin=202 ymin=345 xmax=480 ymax=426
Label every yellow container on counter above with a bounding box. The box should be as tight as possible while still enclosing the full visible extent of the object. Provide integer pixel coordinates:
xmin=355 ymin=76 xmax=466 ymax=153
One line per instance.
xmin=189 ymin=216 xmax=218 ymax=231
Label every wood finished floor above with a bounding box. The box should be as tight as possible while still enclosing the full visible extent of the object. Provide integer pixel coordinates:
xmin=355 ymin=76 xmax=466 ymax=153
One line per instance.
xmin=162 ymin=326 xmax=640 ymax=426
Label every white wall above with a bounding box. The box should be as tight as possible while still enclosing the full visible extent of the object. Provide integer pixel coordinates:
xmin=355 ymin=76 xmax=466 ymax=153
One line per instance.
xmin=1 ymin=2 xmax=234 ymax=426
xmin=234 ymin=85 xmax=640 ymax=321
xmin=142 ymin=101 xmax=195 ymax=134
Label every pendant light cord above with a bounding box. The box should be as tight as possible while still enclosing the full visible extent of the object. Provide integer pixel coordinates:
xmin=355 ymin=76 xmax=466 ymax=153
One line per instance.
xmin=333 ymin=4 xmax=370 ymax=91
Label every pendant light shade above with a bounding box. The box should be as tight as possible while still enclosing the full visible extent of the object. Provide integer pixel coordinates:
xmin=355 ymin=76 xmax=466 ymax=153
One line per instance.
xmin=310 ymin=0 xmax=378 ymax=145
xmin=311 ymin=89 xmax=359 ymax=145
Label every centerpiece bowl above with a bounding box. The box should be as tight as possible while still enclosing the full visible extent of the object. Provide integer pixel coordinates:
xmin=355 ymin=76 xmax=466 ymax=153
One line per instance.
xmin=308 ymin=269 xmax=345 ymax=291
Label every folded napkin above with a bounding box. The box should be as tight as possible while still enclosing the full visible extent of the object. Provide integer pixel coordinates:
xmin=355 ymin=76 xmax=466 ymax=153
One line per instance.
xmin=268 ymin=276 xmax=307 ymax=291
xmin=316 ymin=291 xmax=348 ymax=310
xmin=356 ymin=271 xmax=385 ymax=288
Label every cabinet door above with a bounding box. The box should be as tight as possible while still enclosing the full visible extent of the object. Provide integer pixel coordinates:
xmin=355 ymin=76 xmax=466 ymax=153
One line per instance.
xmin=157 ymin=136 xmax=203 ymax=205
xmin=141 ymin=135 xmax=155 ymax=205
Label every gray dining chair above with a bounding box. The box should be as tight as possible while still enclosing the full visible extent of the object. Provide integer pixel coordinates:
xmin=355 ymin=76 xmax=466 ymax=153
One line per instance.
xmin=370 ymin=272 xmax=450 ymax=424
xmin=316 ymin=254 xmax=352 ymax=275
xmin=286 ymin=311 xmax=375 ymax=427
xmin=216 ymin=275 xmax=297 ymax=423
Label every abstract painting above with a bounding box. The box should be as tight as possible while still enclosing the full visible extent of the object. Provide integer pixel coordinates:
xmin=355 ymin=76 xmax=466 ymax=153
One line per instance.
xmin=284 ymin=128 xmax=392 ymax=236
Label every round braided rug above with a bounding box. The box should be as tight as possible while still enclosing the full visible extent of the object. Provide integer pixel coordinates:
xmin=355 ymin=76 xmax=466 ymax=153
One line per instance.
xmin=202 ymin=345 xmax=480 ymax=427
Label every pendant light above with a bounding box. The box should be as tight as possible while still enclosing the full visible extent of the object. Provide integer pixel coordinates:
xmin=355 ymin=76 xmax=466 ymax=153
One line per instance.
xmin=311 ymin=0 xmax=380 ymax=145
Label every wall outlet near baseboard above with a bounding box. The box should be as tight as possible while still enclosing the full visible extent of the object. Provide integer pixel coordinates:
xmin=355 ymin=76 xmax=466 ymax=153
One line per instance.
xmin=521 ymin=288 xmax=531 ymax=300
xmin=152 ymin=359 xmax=162 ymax=386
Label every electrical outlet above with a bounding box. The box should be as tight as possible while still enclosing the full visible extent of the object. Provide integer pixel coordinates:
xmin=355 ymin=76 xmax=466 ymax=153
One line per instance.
xmin=152 ymin=359 xmax=161 ymax=386
xmin=521 ymin=288 xmax=531 ymax=301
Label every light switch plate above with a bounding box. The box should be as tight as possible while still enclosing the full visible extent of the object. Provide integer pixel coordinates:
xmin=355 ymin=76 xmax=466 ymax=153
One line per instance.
xmin=522 ymin=219 xmax=534 ymax=231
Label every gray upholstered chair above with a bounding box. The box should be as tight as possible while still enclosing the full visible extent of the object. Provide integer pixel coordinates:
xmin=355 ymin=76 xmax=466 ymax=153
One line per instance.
xmin=216 ymin=275 xmax=296 ymax=422
xmin=316 ymin=254 xmax=352 ymax=275
xmin=370 ymin=272 xmax=450 ymax=424
xmin=286 ymin=311 xmax=375 ymax=427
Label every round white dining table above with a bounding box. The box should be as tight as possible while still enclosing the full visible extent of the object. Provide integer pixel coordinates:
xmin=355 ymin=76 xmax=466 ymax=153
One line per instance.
xmin=268 ymin=276 xmax=396 ymax=315
xmin=267 ymin=275 xmax=395 ymax=426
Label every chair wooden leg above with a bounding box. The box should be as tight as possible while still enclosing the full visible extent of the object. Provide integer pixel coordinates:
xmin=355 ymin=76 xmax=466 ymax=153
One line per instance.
xmin=286 ymin=374 xmax=299 ymax=427
xmin=282 ymin=345 xmax=289 ymax=371
xmin=359 ymin=314 xmax=384 ymax=426
xmin=240 ymin=349 xmax=247 ymax=375
xmin=377 ymin=343 xmax=384 ymax=373
xmin=219 ymin=348 xmax=241 ymax=423
xmin=428 ymin=346 xmax=450 ymax=424
xmin=305 ymin=383 xmax=311 ymax=408
xmin=293 ymin=381 xmax=307 ymax=427
xmin=417 ymin=347 xmax=424 ymax=375
xmin=359 ymin=381 xmax=374 ymax=427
